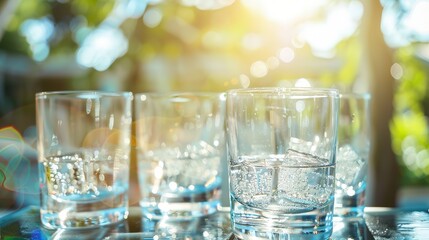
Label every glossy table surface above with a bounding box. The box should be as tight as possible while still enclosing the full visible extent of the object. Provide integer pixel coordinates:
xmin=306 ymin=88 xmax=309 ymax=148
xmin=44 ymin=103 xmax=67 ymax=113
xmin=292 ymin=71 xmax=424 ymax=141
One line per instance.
xmin=1 ymin=206 xmax=429 ymax=239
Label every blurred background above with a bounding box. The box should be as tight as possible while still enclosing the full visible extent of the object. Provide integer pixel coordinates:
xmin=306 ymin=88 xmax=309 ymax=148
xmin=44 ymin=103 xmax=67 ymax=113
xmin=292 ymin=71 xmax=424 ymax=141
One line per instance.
xmin=1 ymin=0 xmax=429 ymax=210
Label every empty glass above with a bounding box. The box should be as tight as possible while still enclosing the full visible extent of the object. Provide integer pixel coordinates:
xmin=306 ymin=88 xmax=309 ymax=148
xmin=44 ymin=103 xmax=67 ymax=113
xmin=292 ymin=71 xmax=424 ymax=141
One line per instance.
xmin=36 ymin=91 xmax=133 ymax=229
xmin=226 ymin=88 xmax=339 ymax=239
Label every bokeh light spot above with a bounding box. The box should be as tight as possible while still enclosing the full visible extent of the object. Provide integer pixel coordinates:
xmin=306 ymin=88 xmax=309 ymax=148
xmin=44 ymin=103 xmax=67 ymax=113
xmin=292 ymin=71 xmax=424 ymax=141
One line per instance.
xmin=294 ymin=78 xmax=312 ymax=88
xmin=250 ymin=61 xmax=268 ymax=78
xmin=266 ymin=56 xmax=279 ymax=69
xmin=76 ymin=26 xmax=129 ymax=71
xmin=402 ymin=1 xmax=429 ymax=38
xmin=279 ymin=47 xmax=295 ymax=63
xmin=31 ymin=43 xmax=50 ymax=62
xmin=391 ymin=63 xmax=403 ymax=80
xmin=143 ymin=8 xmax=163 ymax=28
xmin=239 ymin=74 xmax=250 ymax=88
xmin=19 ymin=17 xmax=54 ymax=61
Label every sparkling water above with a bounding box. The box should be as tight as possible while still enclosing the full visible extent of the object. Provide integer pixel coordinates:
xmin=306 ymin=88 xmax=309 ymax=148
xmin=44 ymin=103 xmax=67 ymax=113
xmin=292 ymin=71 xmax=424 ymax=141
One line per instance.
xmin=139 ymin=142 xmax=222 ymax=219
xmin=39 ymin=152 xmax=129 ymax=229
xmin=230 ymin=149 xmax=335 ymax=239
xmin=335 ymin=144 xmax=368 ymax=217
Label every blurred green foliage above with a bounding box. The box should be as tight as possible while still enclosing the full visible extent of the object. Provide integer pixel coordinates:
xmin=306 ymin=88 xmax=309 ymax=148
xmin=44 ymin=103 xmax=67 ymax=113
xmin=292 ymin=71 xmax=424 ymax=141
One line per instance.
xmin=390 ymin=45 xmax=429 ymax=185
xmin=0 ymin=0 xmax=363 ymax=92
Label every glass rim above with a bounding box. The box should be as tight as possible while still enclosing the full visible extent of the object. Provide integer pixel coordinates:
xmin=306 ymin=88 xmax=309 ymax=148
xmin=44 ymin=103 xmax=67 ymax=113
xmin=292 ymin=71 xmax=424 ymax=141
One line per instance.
xmin=134 ymin=92 xmax=226 ymax=101
xmin=227 ymin=87 xmax=339 ymax=96
xmin=339 ymin=92 xmax=371 ymax=100
xmin=135 ymin=92 xmax=225 ymax=96
xmin=35 ymin=91 xmax=133 ymax=99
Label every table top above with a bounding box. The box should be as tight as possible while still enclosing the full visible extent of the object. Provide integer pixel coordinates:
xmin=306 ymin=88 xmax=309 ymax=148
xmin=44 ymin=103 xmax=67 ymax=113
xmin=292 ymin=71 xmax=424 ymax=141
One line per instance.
xmin=1 ymin=206 xmax=429 ymax=239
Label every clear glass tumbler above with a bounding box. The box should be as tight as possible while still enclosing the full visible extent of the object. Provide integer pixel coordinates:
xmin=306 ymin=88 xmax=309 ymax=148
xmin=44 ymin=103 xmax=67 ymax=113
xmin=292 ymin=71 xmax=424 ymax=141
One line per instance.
xmin=334 ymin=93 xmax=371 ymax=218
xmin=226 ymin=88 xmax=339 ymax=239
xmin=36 ymin=91 xmax=133 ymax=229
xmin=135 ymin=92 xmax=226 ymax=219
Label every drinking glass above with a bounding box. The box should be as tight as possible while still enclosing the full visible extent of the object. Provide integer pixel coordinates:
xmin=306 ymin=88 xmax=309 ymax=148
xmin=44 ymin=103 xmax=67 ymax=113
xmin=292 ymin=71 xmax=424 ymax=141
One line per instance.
xmin=36 ymin=91 xmax=133 ymax=229
xmin=226 ymin=87 xmax=339 ymax=239
xmin=332 ymin=218 xmax=369 ymax=239
xmin=135 ymin=92 xmax=226 ymax=219
xmin=334 ymin=93 xmax=371 ymax=218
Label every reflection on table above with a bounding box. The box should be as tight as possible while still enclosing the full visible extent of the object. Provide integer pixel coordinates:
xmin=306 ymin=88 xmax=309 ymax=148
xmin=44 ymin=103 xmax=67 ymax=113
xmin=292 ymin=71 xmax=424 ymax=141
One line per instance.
xmin=1 ymin=206 xmax=429 ymax=239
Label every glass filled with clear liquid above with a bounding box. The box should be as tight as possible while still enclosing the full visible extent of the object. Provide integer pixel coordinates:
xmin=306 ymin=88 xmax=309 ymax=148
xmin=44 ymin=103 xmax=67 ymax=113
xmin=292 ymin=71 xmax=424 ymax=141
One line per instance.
xmin=135 ymin=93 xmax=225 ymax=219
xmin=334 ymin=93 xmax=371 ymax=218
xmin=36 ymin=91 xmax=133 ymax=229
xmin=226 ymin=88 xmax=339 ymax=239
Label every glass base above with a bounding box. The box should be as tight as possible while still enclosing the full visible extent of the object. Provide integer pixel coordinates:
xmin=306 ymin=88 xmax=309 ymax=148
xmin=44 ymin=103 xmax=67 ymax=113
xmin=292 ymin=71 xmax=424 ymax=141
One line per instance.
xmin=231 ymin=198 xmax=334 ymax=240
xmin=141 ymin=200 xmax=220 ymax=220
xmin=233 ymin=223 xmax=333 ymax=240
xmin=140 ymin=187 xmax=221 ymax=220
xmin=334 ymin=189 xmax=365 ymax=219
xmin=40 ymin=190 xmax=129 ymax=229
xmin=332 ymin=217 xmax=368 ymax=239
xmin=41 ymin=207 xmax=128 ymax=229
